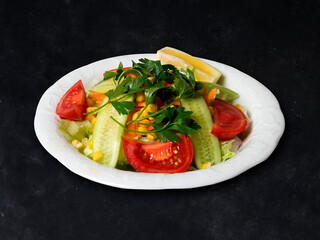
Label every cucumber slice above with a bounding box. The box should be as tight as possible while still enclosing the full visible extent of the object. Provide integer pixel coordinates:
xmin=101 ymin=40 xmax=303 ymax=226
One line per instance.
xmin=197 ymin=82 xmax=239 ymax=102
xmin=181 ymin=96 xmax=221 ymax=169
xmin=93 ymin=95 xmax=133 ymax=168
xmin=88 ymin=79 xmax=116 ymax=94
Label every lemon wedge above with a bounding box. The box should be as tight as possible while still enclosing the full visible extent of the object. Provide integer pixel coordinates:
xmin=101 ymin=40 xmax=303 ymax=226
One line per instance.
xmin=155 ymin=47 xmax=222 ymax=83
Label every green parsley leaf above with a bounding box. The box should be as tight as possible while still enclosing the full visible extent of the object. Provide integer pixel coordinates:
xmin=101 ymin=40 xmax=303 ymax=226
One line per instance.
xmin=150 ymin=107 xmax=201 ymax=142
xmin=117 ymin=62 xmax=123 ymax=72
xmin=186 ymin=118 xmax=201 ymax=131
xmin=144 ymin=80 xmax=164 ymax=105
xmin=103 ymin=71 xmax=117 ymax=80
xmin=172 ymin=77 xmax=193 ymax=99
xmin=105 ymin=76 xmax=131 ymax=100
xmin=127 ymin=75 xmax=147 ymax=94
xmin=131 ymin=60 xmax=151 ymax=76
xmin=110 ymin=101 xmax=136 ymax=115
xmin=114 ymin=62 xmax=124 ymax=83
xmin=186 ymin=67 xmax=196 ymax=89
xmin=104 ymin=89 xmax=115 ymax=99
xmin=138 ymin=58 xmax=166 ymax=80
xmin=153 ymin=125 xmax=182 ymax=142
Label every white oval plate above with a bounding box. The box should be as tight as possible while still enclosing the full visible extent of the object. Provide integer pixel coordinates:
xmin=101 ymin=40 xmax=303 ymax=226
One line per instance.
xmin=34 ymin=54 xmax=285 ymax=189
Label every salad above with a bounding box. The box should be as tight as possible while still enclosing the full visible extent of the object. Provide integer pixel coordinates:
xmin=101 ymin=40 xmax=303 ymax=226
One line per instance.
xmin=55 ymin=47 xmax=249 ymax=173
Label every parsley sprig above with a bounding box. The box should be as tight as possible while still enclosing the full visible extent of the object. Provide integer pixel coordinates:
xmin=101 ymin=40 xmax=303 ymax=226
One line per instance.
xmin=85 ymin=59 xmax=201 ymax=142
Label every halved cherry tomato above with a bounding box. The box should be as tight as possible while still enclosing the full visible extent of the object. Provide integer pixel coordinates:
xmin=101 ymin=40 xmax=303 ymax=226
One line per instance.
xmin=56 ymin=80 xmax=86 ymax=121
xmin=122 ymin=135 xmax=193 ymax=173
xmin=211 ymin=98 xmax=248 ymax=140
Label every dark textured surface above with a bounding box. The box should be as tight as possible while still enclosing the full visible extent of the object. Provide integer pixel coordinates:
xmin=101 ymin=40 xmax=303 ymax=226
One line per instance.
xmin=1 ymin=0 xmax=320 ymax=239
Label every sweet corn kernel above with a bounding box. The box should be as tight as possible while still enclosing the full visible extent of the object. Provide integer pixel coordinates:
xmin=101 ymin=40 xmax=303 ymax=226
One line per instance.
xmin=90 ymin=117 xmax=96 ymax=124
xmin=87 ymin=107 xmax=97 ymax=113
xmin=86 ymin=114 xmax=95 ymax=122
xmin=93 ymin=151 xmax=103 ymax=161
xmin=140 ymin=110 xmax=149 ymax=117
xmin=139 ymin=119 xmax=150 ymax=124
xmin=88 ymin=138 xmax=93 ymax=149
xmin=132 ymin=112 xmax=140 ymax=121
xmin=146 ymin=104 xmax=157 ymax=113
xmin=147 ymin=133 xmax=158 ymax=141
xmin=201 ymin=162 xmax=211 ymax=169
xmin=72 ymin=140 xmax=84 ymax=150
xmin=136 ymin=92 xmax=145 ymax=102
xmin=138 ymin=126 xmax=148 ymax=132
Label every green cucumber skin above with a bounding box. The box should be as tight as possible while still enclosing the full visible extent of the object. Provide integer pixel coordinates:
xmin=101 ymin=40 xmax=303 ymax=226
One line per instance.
xmin=181 ymin=96 xmax=221 ymax=169
xmin=93 ymin=95 xmax=133 ymax=168
xmin=88 ymin=79 xmax=115 ymax=95
xmin=199 ymin=82 xmax=239 ymax=102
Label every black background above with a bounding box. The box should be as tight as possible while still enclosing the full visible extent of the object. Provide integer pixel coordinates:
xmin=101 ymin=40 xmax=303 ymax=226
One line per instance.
xmin=1 ymin=0 xmax=320 ymax=239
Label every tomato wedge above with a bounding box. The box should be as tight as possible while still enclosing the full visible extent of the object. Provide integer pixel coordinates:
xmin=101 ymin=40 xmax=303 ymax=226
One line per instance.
xmin=122 ymin=135 xmax=193 ymax=173
xmin=211 ymin=98 xmax=248 ymax=140
xmin=56 ymin=80 xmax=87 ymax=121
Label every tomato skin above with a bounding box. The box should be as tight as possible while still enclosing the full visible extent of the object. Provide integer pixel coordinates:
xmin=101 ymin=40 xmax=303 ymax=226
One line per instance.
xmin=56 ymin=80 xmax=87 ymax=121
xmin=122 ymin=135 xmax=193 ymax=173
xmin=107 ymin=67 xmax=131 ymax=72
xmin=211 ymin=98 xmax=248 ymax=140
